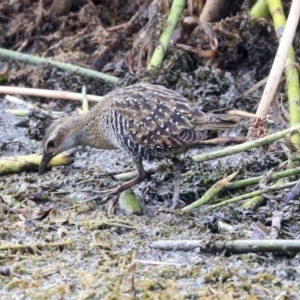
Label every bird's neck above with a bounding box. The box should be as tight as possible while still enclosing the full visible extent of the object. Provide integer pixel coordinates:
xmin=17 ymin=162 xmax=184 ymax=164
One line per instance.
xmin=64 ymin=114 xmax=90 ymax=146
xmin=75 ymin=112 xmax=116 ymax=150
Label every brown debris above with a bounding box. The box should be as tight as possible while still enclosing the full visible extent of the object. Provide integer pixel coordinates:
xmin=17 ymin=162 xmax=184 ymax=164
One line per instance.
xmin=247 ymin=118 xmax=268 ymax=139
xmin=92 ymin=0 xmax=152 ymax=71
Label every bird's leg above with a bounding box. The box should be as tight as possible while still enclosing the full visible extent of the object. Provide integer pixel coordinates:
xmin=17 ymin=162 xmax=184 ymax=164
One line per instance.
xmin=170 ymin=157 xmax=185 ymax=209
xmin=93 ymin=160 xmax=147 ymax=196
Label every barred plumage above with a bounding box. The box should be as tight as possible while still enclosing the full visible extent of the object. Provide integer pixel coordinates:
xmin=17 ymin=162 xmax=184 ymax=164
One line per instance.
xmin=39 ymin=83 xmax=238 ymax=208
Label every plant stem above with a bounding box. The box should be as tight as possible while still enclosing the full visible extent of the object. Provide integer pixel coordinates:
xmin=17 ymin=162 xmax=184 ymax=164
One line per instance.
xmin=148 ymin=0 xmax=185 ymax=69
xmin=192 ymin=124 xmax=300 ymax=162
xmin=226 ymin=167 xmax=300 ymax=190
xmin=203 ymin=181 xmax=296 ymax=211
xmin=0 ymin=48 xmax=121 ymax=85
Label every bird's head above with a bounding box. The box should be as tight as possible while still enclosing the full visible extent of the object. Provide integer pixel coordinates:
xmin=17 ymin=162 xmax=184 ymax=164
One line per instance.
xmin=39 ymin=116 xmax=84 ymax=175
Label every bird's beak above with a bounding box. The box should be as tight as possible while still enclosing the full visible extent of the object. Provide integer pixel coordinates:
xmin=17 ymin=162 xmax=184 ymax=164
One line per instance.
xmin=39 ymin=152 xmax=54 ymax=175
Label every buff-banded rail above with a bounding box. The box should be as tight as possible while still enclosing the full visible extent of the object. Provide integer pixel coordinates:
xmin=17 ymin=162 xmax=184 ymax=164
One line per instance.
xmin=39 ymin=83 xmax=238 ymax=208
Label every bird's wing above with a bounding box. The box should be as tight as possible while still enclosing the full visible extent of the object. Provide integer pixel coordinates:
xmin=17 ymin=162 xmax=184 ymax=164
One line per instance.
xmin=110 ymin=83 xmax=212 ymax=148
xmin=111 ymin=85 xmax=206 ymax=148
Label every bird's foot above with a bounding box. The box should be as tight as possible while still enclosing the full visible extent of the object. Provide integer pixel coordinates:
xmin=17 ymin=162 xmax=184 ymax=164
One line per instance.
xmin=78 ymin=187 xmax=119 ymax=203
xmin=171 ymin=198 xmax=185 ymax=209
xmin=80 ymin=181 xmax=136 ymax=203
xmin=159 ymin=198 xmax=185 ymax=212
xmin=81 ymin=163 xmax=147 ymax=203
xmin=92 ymin=171 xmax=146 ymax=197
xmin=92 ymin=186 xmax=119 ymax=195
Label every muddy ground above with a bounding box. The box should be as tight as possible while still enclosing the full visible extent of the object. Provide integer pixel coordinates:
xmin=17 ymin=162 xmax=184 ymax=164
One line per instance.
xmin=1 ymin=1 xmax=300 ymax=299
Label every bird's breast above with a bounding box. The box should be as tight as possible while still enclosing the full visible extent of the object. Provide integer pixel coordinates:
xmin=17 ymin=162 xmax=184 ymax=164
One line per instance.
xmin=86 ymin=131 xmax=117 ymax=150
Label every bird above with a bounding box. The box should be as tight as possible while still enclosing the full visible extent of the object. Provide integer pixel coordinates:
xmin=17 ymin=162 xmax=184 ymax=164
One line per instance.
xmin=39 ymin=83 xmax=238 ymax=208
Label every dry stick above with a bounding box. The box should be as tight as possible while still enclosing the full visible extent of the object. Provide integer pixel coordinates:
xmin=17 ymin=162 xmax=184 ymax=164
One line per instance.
xmin=270 ymin=211 xmax=284 ymax=238
xmin=0 ymin=86 xmax=103 ymax=102
xmin=254 ymin=0 xmax=300 ymax=119
xmin=0 ymin=48 xmax=121 ymax=85
xmin=151 ymin=239 xmax=300 ymax=254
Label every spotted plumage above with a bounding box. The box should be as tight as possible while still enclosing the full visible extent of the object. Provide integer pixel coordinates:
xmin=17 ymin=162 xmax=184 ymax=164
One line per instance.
xmin=39 ymin=83 xmax=238 ymax=208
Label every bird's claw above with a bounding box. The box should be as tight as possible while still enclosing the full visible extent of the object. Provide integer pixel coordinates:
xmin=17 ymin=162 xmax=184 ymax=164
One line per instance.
xmin=79 ymin=189 xmax=117 ymax=203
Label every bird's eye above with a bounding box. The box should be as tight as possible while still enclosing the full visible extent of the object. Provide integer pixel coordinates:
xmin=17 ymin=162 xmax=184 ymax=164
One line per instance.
xmin=46 ymin=140 xmax=55 ymax=152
